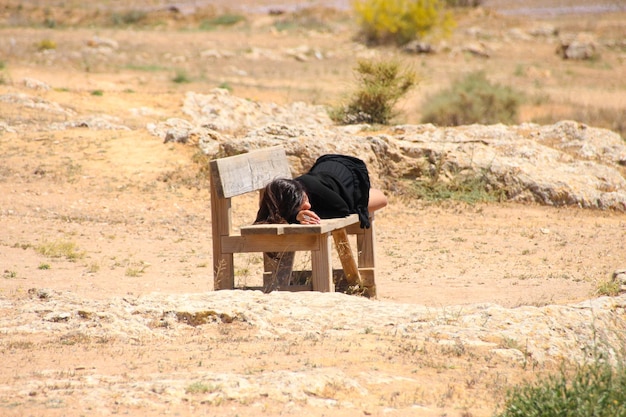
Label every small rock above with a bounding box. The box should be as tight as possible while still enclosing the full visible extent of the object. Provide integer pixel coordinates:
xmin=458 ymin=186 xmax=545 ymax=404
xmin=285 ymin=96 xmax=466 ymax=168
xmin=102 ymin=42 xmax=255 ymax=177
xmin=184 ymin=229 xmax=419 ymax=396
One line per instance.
xmin=23 ymin=78 xmax=50 ymax=91
xmin=403 ymin=40 xmax=435 ymax=54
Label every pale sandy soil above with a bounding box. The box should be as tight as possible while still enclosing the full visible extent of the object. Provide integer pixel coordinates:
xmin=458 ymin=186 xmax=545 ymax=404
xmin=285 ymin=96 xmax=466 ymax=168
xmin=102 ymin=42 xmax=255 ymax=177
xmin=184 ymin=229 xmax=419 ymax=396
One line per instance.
xmin=1 ymin=2 xmax=625 ymax=416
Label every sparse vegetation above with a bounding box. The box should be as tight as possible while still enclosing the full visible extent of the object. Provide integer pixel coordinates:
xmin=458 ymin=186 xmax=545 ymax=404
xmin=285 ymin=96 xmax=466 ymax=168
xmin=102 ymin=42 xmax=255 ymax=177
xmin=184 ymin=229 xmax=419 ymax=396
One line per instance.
xmin=595 ymin=278 xmax=622 ymax=297
xmin=125 ymin=261 xmax=149 ymax=277
xmin=421 ymin=71 xmax=523 ymax=126
xmin=0 ymin=2 xmax=624 ymax=416
xmin=3 ymin=270 xmax=17 ymax=279
xmin=186 ymin=381 xmax=215 ymax=394
xmin=200 ymin=13 xmax=246 ymax=30
xmin=86 ymin=262 xmax=101 ymax=274
xmin=111 ymin=10 xmax=148 ymax=26
xmin=495 ymin=344 xmax=626 ymax=417
xmin=36 ymin=240 xmax=85 ymax=261
xmin=409 ymin=162 xmax=507 ymax=204
xmin=172 ymin=70 xmax=191 ymax=84
xmin=330 ymin=59 xmax=417 ymax=125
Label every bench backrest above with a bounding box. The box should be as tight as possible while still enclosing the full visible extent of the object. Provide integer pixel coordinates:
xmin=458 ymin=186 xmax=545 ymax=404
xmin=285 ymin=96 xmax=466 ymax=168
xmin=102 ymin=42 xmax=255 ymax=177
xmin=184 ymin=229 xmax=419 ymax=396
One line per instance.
xmin=209 ymin=146 xmax=292 ymax=199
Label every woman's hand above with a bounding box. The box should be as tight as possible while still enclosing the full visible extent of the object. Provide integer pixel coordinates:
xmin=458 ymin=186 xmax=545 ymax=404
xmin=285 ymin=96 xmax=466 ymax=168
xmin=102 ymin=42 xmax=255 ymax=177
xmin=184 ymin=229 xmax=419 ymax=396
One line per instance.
xmin=296 ymin=210 xmax=320 ymax=224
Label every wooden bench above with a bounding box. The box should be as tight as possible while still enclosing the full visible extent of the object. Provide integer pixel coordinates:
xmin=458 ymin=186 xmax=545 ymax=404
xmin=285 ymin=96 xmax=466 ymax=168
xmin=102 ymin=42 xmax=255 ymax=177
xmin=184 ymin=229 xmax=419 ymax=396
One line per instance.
xmin=210 ymin=146 xmax=377 ymax=297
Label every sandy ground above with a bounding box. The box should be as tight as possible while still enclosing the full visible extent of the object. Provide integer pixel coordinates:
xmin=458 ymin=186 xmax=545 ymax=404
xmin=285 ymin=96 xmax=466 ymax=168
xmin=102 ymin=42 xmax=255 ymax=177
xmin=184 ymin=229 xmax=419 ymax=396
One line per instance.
xmin=1 ymin=2 xmax=625 ymax=416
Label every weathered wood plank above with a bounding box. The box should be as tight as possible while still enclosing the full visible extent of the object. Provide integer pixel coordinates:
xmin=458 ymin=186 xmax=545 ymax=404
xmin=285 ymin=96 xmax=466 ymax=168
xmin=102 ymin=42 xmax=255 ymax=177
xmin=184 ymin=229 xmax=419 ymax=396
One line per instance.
xmin=210 ymin=146 xmax=291 ymax=199
xmin=240 ymin=214 xmax=359 ymax=236
xmin=311 ymin=233 xmax=333 ymax=292
xmin=210 ymin=170 xmax=234 ymax=290
xmin=221 ymin=234 xmax=321 ymax=253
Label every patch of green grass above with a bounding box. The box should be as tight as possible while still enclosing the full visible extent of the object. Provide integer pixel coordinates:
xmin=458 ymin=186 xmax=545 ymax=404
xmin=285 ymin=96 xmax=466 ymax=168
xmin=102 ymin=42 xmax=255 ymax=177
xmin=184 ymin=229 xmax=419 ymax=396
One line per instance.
xmin=218 ymin=82 xmax=232 ymax=92
xmin=172 ymin=70 xmax=191 ymax=84
xmin=38 ymin=263 xmax=51 ymax=270
xmin=125 ymin=64 xmax=168 ymax=72
xmin=410 ymin=170 xmax=507 ymax=204
xmin=595 ymin=279 xmax=622 ymax=297
xmin=199 ymin=13 xmax=245 ymax=30
xmin=91 ymin=89 xmax=103 ymax=96
xmin=36 ymin=240 xmax=85 ymax=261
xmin=186 ymin=381 xmax=218 ymax=394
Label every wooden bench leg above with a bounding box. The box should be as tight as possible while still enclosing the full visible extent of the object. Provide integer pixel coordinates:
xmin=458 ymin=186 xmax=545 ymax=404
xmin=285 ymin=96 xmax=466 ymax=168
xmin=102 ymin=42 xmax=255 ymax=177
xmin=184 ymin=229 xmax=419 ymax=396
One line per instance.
xmin=357 ymin=219 xmax=376 ymax=298
xmin=263 ymin=252 xmax=295 ymax=292
xmin=214 ymin=254 xmax=234 ymax=290
xmin=311 ymin=233 xmax=334 ymax=292
xmin=332 ymin=228 xmax=362 ymax=288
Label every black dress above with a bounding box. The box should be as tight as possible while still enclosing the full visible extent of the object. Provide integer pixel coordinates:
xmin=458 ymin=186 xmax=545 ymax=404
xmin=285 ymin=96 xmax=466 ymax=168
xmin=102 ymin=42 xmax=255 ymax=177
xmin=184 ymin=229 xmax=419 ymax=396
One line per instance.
xmin=294 ymin=154 xmax=371 ymax=228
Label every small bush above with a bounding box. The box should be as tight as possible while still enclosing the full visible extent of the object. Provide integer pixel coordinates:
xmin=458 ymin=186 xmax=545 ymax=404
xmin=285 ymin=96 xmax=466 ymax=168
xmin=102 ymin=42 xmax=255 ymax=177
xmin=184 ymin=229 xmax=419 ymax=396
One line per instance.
xmin=495 ymin=356 xmax=626 ymax=417
xmin=352 ymin=0 xmax=455 ymax=46
xmin=172 ymin=70 xmax=191 ymax=84
xmin=421 ymin=71 xmax=523 ymax=126
xmin=37 ymin=39 xmax=57 ymax=51
xmin=330 ymin=59 xmax=417 ymax=125
xmin=595 ymin=278 xmax=622 ymax=297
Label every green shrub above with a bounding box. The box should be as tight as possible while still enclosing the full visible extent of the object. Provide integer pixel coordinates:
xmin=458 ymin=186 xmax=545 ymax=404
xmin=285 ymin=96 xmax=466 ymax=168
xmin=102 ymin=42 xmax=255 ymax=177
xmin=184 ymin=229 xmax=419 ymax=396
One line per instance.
xmin=352 ymin=0 xmax=455 ymax=46
xmin=172 ymin=70 xmax=191 ymax=84
xmin=495 ymin=356 xmax=626 ymax=417
xmin=330 ymin=59 xmax=417 ymax=125
xmin=421 ymin=71 xmax=523 ymax=126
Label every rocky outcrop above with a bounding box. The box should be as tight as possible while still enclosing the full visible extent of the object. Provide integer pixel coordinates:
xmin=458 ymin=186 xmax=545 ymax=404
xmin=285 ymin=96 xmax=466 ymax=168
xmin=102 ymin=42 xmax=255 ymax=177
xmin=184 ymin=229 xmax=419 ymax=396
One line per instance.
xmin=1 ymin=289 xmax=624 ymax=410
xmin=148 ymin=89 xmax=626 ymax=211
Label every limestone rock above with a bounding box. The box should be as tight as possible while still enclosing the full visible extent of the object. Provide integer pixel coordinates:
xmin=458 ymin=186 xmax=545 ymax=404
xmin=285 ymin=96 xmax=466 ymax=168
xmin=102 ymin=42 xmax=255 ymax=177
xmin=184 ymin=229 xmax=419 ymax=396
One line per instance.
xmin=147 ymin=90 xmax=626 ymax=212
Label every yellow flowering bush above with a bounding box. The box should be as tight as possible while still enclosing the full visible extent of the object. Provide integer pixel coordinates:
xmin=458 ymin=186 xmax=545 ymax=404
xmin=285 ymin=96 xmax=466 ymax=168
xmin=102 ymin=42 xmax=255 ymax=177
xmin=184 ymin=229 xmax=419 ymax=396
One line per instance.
xmin=352 ymin=0 xmax=454 ymax=45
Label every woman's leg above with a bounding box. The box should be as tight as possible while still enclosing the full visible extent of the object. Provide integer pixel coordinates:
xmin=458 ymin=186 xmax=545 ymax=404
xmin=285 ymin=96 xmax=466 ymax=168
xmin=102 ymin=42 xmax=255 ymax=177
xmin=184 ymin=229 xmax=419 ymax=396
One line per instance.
xmin=368 ymin=188 xmax=388 ymax=212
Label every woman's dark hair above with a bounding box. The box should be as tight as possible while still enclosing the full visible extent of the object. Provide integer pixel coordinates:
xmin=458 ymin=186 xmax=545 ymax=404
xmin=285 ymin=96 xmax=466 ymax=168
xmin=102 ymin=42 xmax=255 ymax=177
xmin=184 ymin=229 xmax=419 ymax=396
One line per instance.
xmin=255 ymin=178 xmax=304 ymax=224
